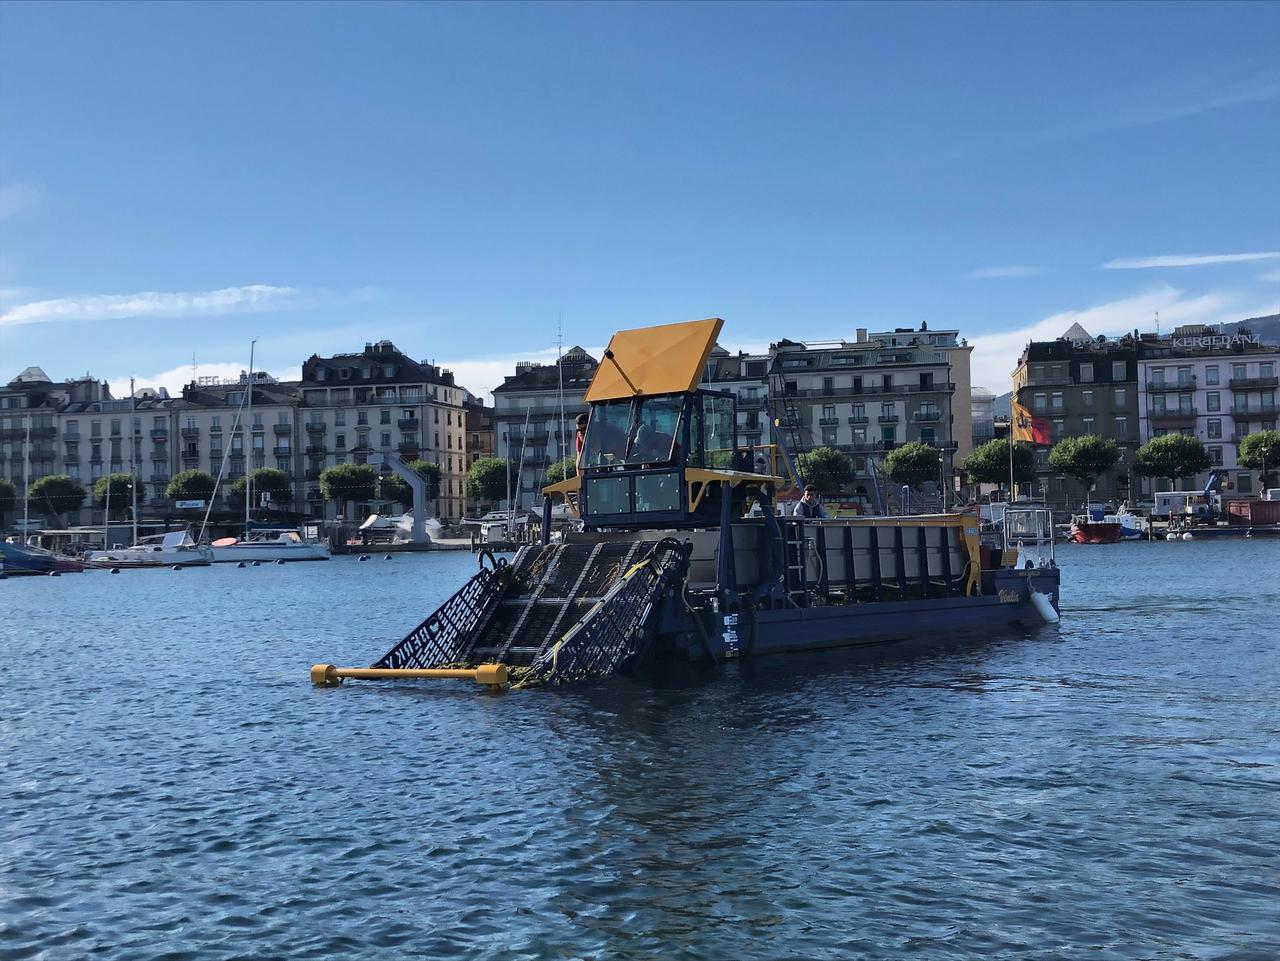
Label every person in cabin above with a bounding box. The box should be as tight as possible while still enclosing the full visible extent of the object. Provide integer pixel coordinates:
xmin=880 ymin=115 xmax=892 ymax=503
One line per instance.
xmin=574 ymin=413 xmax=589 ymax=470
xmin=793 ymin=488 xmax=828 ymax=519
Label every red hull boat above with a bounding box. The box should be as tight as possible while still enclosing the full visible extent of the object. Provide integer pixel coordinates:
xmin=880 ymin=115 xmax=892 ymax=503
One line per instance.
xmin=1070 ymin=520 xmax=1122 ymax=544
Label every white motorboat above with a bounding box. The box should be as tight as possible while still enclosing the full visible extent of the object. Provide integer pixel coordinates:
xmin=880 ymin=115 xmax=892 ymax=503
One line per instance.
xmin=210 ymin=528 xmax=331 ymax=562
xmin=85 ymin=530 xmax=214 ymax=569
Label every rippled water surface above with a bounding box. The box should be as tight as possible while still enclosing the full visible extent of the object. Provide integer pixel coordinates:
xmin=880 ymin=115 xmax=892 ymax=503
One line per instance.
xmin=2 ymin=541 xmax=1278 ymax=960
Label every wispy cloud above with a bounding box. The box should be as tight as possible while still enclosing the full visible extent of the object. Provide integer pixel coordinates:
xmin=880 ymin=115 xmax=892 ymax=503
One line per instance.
xmin=968 ymin=286 xmax=1238 ymax=392
xmin=107 ymin=362 xmax=302 ymax=400
xmin=1257 ymin=269 xmax=1280 ymax=283
xmin=0 ymin=182 xmax=40 ymax=222
xmin=0 ymin=284 xmax=308 ymax=327
xmin=1103 ymin=252 xmax=1280 ymax=270
xmin=969 ymin=266 xmax=1043 ymax=280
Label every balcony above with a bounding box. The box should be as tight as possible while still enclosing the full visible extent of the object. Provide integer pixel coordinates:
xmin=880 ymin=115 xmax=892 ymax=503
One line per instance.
xmin=397 ymin=442 xmax=421 ymax=456
xmin=305 ymin=444 xmax=327 ymax=455
xmin=0 ymin=428 xmax=22 ymax=441
xmin=209 ymin=424 xmax=223 ymax=434
xmin=150 ymin=428 xmax=168 ymax=441
xmin=250 ymin=423 xmax=265 ymax=433
xmin=273 ymin=446 xmax=293 ymax=457
xmin=878 ymin=414 xmax=900 ymax=423
xmin=1228 ymin=376 xmax=1279 ymax=390
xmin=150 ymin=474 xmax=169 ymax=485
xmin=151 ymin=450 xmax=168 ymax=462
xmin=1232 ymin=408 xmax=1278 ymax=422
xmin=305 ymin=422 xmax=327 ymax=434
xmin=31 ymin=426 xmax=57 ymax=439
xmin=738 ymin=397 xmax=765 ymax=410
xmin=273 ymin=422 xmax=292 ymax=436
xmin=181 ymin=450 xmax=200 ymax=462
xmin=397 ymin=417 xmax=420 ymax=430
xmin=306 ymin=469 xmax=322 ymax=481
xmin=1146 ymin=378 xmax=1195 ymax=392
xmin=912 ymin=411 xmax=942 ymax=422
xmin=90 ymin=453 xmax=104 ymax=465
xmin=307 ymin=486 xmax=323 ymax=501
xmin=818 ymin=417 xmax=839 ymax=426
xmin=1148 ymin=408 xmax=1197 ymax=423
xmin=847 ymin=415 xmax=868 ymax=425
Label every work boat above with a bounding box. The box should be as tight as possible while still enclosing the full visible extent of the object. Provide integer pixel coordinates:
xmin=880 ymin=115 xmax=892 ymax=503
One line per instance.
xmin=313 ymin=318 xmax=1061 ymax=689
xmin=210 ymin=527 xmax=331 ymax=562
xmin=84 ymin=530 xmax=213 ymax=569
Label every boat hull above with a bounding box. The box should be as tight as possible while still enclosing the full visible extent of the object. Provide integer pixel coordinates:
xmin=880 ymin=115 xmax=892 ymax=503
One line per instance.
xmin=1070 ymin=522 xmax=1121 ymax=544
xmin=84 ymin=550 xmax=213 ymax=569
xmin=210 ymin=543 xmax=331 ymax=562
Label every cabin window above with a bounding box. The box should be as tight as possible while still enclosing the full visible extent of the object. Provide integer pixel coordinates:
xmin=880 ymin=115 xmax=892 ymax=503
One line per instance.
xmin=634 ymin=470 xmax=681 ymax=512
xmin=585 ymin=475 xmax=630 ymax=514
xmin=582 ymin=395 xmax=684 ymax=467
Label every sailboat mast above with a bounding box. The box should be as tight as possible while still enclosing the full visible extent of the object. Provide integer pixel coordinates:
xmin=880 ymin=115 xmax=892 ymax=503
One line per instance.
xmin=21 ymin=410 xmax=30 ymax=537
xmin=557 ymin=314 xmax=566 ymax=474
xmin=130 ymin=376 xmax=139 ymax=545
xmin=245 ymin=339 xmax=256 ymax=529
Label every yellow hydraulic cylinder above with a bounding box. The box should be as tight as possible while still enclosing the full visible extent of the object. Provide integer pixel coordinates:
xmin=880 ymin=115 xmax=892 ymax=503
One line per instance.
xmin=310 ymin=663 xmax=508 ymax=689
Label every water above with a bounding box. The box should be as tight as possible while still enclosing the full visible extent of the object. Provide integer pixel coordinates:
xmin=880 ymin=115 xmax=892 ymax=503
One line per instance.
xmin=2 ymin=543 xmax=1277 ymax=960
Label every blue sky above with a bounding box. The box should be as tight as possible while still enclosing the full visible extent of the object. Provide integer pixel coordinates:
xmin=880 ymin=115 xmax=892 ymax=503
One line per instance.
xmin=1 ymin=1 xmax=1278 ymax=398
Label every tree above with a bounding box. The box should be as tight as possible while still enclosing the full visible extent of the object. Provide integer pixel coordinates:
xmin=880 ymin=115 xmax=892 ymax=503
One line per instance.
xmin=884 ymin=441 xmax=942 ymax=491
xmin=165 ymin=469 xmax=217 ymax=504
xmin=93 ymin=472 xmax=136 ymax=514
xmin=1238 ymin=430 xmax=1280 ymax=489
xmin=1135 ymin=434 xmax=1212 ymax=491
xmin=545 ymin=455 xmax=577 ymax=485
xmin=29 ymin=474 xmax=87 ymax=525
xmin=1048 ymin=436 xmax=1121 ymax=497
xmin=794 ymin=446 xmax=853 ymax=494
xmin=320 ymin=463 xmax=378 ymax=508
xmin=230 ymin=467 xmax=294 ymax=507
xmin=467 ymin=457 xmax=512 ymax=504
xmin=962 ymin=439 xmax=1034 ymax=493
xmin=382 ymin=460 xmax=444 ymax=510
xmin=0 ymin=478 xmax=15 ymax=526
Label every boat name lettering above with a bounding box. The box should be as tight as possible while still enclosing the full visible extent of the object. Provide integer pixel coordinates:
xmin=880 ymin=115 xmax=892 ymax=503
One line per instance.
xmin=998 ymin=589 xmax=1021 ymax=604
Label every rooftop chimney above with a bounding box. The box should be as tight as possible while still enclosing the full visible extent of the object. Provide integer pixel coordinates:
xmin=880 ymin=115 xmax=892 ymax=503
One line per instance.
xmin=856 ymin=328 xmax=867 ymax=343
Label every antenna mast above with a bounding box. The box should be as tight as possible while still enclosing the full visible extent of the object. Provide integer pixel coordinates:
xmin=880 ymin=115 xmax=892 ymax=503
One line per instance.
xmin=557 ymin=313 xmax=566 ymax=475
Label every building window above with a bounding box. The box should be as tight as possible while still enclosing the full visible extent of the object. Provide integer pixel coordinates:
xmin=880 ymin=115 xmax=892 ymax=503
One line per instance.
xmin=1151 ymin=367 xmax=1165 ymax=386
xmin=1233 ymin=392 xmax=1248 ymax=414
xmin=1082 ymin=417 xmax=1095 ymax=434
xmin=1232 ymin=363 xmax=1247 ymax=381
xmin=919 ymin=427 xmax=935 ymax=444
xmin=1082 ymin=390 xmax=1094 ymax=407
xmin=434 ymin=409 xmax=440 ymax=424
xmin=822 ymin=377 xmax=834 ymax=396
xmin=1261 ymin=362 xmax=1274 ymax=378
xmin=381 ymin=432 xmax=391 ymax=447
xmin=1079 ymin=362 xmax=1093 ymax=383
xmin=1033 ymin=392 xmax=1047 ymax=412
xmin=1177 ymin=366 xmax=1192 ymax=386
xmin=1113 ymin=387 xmax=1125 ymax=406
xmin=1237 ymin=473 xmax=1252 ymax=494
xmin=1206 ymin=391 xmax=1220 ymax=412
xmin=1051 ymin=392 xmax=1063 ymax=411
xmin=822 ymin=404 xmax=835 ymax=419
xmin=1112 ymin=361 xmax=1126 ymax=380
xmin=881 ymin=426 xmax=896 ymax=444
xmin=1051 ymin=418 xmax=1064 ymax=439
xmin=1114 ymin=415 xmax=1127 ymax=439
xmin=821 ymin=427 xmax=837 ymax=445
xmin=357 ymin=411 xmax=368 ymax=426
xmin=380 ymin=409 xmax=391 ymax=425
xmin=1207 ymin=419 xmax=1221 ymax=439
xmin=336 ymin=433 xmax=346 ymax=449
xmin=1205 ymin=365 xmax=1218 ymax=385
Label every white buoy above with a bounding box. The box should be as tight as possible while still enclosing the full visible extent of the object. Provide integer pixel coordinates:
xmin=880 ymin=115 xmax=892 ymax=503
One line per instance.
xmin=1181 ymin=531 xmax=1194 ymax=541
xmin=358 ymin=554 xmax=370 ymax=561
xmin=1030 ymin=590 xmax=1060 ymax=624
xmin=275 ymin=558 xmax=286 ymax=565
xmin=384 ymin=554 xmax=393 ymax=560
xmin=1165 ymin=532 xmax=1178 ymax=541
xmin=251 ymin=560 xmax=262 ymax=567
xmin=49 ymin=570 xmax=61 ymax=577
xmin=237 ymin=561 xmax=247 ymax=568
xmin=172 ymin=565 xmax=183 ymax=571
xmin=110 ymin=568 xmax=121 ymax=574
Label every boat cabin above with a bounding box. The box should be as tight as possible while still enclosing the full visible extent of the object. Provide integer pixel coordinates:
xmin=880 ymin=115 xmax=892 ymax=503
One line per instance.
xmin=542 ymin=318 xmax=783 ymax=531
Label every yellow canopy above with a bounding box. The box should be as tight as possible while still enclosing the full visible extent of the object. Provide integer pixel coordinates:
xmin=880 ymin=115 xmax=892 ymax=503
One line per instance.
xmin=584 ymin=317 xmax=724 ymax=403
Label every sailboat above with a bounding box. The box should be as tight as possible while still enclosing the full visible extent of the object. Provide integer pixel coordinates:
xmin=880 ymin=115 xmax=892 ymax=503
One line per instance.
xmin=203 ymin=341 xmax=331 ymax=563
xmin=84 ymin=529 xmax=213 ymax=569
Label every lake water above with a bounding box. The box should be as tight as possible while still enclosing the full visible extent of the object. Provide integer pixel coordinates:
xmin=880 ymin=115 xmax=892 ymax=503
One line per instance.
xmin=2 ymin=541 xmax=1277 ymax=960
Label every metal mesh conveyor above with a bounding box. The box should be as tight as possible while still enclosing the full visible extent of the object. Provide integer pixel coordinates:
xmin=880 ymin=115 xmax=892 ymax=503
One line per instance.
xmin=372 ymin=539 xmax=689 ymax=685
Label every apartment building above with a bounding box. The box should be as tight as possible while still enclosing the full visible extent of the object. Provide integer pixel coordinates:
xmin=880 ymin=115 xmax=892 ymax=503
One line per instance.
xmin=1012 ymin=324 xmax=1140 ymax=504
xmin=492 ymin=346 xmax=597 ymax=508
xmin=1 ymin=368 xmax=177 ymax=526
xmin=297 ymin=341 xmax=467 ymax=521
xmin=699 ymin=346 xmax=771 ymax=449
xmin=1135 ymin=326 xmax=1278 ymax=495
xmin=770 ymin=324 xmax=969 ymax=500
xmin=172 ymin=373 xmax=301 ymax=510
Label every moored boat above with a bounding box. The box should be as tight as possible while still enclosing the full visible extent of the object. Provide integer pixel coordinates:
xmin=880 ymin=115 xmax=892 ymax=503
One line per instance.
xmin=84 ymin=530 xmax=214 ymax=569
xmin=210 ymin=528 xmax=331 ymax=562
xmin=1 ymin=539 xmax=85 ymax=575
xmin=1070 ymin=514 xmax=1122 ymax=544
